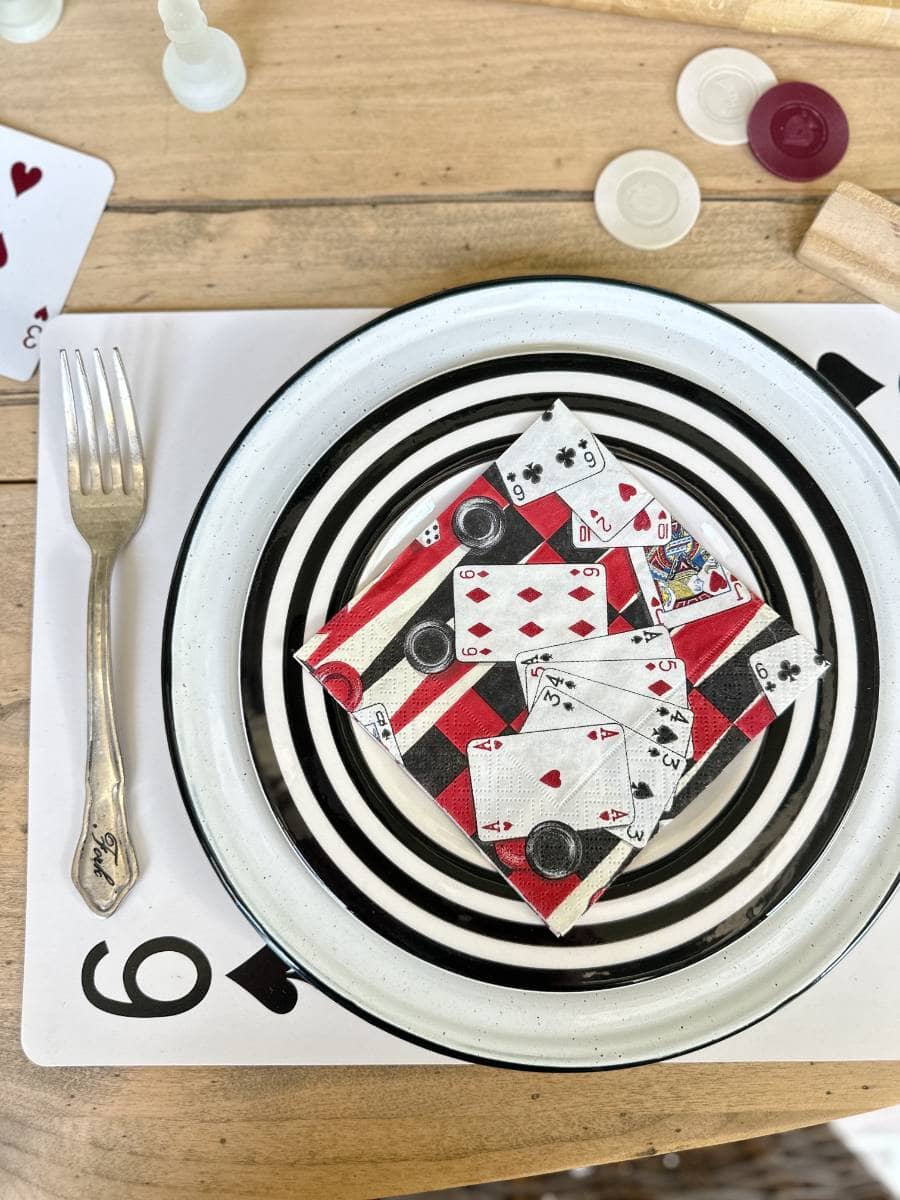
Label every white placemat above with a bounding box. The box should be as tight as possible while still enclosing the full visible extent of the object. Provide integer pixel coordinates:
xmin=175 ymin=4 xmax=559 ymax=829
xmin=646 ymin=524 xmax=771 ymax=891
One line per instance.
xmin=22 ymin=303 xmax=900 ymax=1066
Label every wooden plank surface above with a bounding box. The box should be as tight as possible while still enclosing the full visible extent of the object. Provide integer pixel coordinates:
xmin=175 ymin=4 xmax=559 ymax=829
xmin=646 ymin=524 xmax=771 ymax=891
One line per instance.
xmin=2 ymin=0 xmax=899 ymax=1195
xmin=0 ymin=196 xmax=872 ymax=402
xmin=508 ymin=0 xmax=900 ymax=50
xmin=2 ymin=0 xmax=899 ymax=203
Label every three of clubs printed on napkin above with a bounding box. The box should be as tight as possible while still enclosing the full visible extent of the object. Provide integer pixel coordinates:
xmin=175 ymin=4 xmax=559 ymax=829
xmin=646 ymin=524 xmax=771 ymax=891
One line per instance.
xmin=296 ymin=402 xmax=829 ymax=935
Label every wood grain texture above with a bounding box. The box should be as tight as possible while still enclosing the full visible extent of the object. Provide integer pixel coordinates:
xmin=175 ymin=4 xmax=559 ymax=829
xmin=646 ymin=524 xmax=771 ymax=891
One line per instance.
xmin=2 ymin=0 xmax=900 ymax=1194
xmin=508 ymin=0 xmax=900 ymax=49
xmin=32 ymin=199 xmax=879 ymax=309
xmin=0 ymin=195 xmax=871 ymax=401
xmin=0 ymin=482 xmax=898 ymax=1200
xmin=0 ymin=404 xmax=37 ymax=482
xmin=2 ymin=0 xmax=899 ymax=204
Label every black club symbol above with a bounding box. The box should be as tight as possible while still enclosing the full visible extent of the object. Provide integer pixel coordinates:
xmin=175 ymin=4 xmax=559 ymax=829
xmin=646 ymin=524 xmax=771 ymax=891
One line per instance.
xmin=813 ymin=653 xmax=826 ymax=666
xmin=648 ymin=747 xmax=660 ymax=757
xmin=563 ymin=701 xmax=574 ymax=711
xmin=778 ymin=660 xmax=801 ymax=682
xmin=564 ymin=680 xmax=575 ymax=690
xmin=523 ymin=462 xmax=543 ymax=484
xmin=506 ymin=471 xmax=517 ymax=482
xmin=540 ymin=653 xmax=551 ymax=662
xmin=656 ymin=706 xmax=670 ymax=717
xmin=541 ymin=410 xmax=553 ymax=422
xmin=578 ymin=438 xmax=588 ymax=449
xmin=556 ymin=446 xmax=576 ymax=469
xmin=765 ymin=682 xmax=776 ymax=692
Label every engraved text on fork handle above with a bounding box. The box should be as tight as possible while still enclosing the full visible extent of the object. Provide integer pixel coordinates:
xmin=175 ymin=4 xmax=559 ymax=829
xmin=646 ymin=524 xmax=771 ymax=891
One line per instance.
xmin=72 ymin=548 xmax=139 ymax=915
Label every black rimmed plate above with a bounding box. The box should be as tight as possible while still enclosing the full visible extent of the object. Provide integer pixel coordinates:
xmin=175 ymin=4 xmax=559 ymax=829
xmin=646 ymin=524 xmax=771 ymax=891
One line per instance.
xmin=164 ymin=277 xmax=900 ymax=1069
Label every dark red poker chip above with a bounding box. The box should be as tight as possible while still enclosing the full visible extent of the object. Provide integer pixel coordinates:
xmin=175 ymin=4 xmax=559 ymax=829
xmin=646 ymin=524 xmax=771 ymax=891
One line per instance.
xmin=312 ymin=660 xmax=364 ymax=711
xmin=747 ymin=82 xmax=849 ymax=182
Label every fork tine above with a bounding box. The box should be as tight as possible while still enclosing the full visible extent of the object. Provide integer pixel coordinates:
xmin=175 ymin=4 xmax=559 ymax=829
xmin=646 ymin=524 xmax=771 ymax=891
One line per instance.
xmin=92 ymin=349 xmax=122 ymax=493
xmin=73 ymin=350 xmax=102 ymax=494
xmin=60 ymin=351 xmax=84 ymax=496
xmin=112 ymin=348 xmax=144 ymax=498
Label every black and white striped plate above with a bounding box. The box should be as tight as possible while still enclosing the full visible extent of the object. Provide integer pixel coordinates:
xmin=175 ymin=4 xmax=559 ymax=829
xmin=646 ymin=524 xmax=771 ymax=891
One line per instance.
xmin=165 ymin=278 xmax=900 ymax=1069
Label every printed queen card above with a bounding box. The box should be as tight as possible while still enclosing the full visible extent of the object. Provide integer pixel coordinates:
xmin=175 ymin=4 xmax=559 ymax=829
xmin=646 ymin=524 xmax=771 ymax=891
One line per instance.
xmin=296 ymin=402 xmax=829 ymax=935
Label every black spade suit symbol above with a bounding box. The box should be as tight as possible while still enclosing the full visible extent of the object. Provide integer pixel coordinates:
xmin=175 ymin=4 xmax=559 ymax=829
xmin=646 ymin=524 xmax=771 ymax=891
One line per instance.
xmin=632 ymin=780 xmax=654 ymax=799
xmin=653 ymin=725 xmax=678 ymax=746
xmin=816 ymin=353 xmax=884 ymax=408
xmin=226 ymin=945 xmax=305 ymax=1015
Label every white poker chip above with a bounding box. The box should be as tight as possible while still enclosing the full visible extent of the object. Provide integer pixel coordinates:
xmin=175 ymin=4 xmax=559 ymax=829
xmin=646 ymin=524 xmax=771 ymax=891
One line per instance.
xmin=676 ymin=47 xmax=777 ymax=145
xmin=593 ymin=150 xmax=700 ymax=251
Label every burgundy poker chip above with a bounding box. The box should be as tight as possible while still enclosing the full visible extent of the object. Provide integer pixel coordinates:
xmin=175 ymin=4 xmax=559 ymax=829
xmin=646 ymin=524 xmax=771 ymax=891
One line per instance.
xmin=747 ymin=82 xmax=849 ymax=181
xmin=312 ymin=660 xmax=364 ymax=711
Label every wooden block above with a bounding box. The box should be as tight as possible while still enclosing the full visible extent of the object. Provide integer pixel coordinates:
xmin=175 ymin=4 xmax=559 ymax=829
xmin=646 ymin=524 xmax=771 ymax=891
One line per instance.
xmin=797 ymin=182 xmax=900 ymax=310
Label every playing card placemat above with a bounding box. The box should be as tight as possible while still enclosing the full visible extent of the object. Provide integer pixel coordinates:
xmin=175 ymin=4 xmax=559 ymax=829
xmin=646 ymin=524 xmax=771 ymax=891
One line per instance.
xmin=23 ymin=304 xmax=900 ymax=1064
xmin=295 ymin=401 xmax=828 ymax=934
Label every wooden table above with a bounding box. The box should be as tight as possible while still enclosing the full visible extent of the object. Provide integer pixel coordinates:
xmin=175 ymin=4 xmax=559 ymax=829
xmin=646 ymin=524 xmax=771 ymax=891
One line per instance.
xmin=1 ymin=3 xmax=898 ymax=1196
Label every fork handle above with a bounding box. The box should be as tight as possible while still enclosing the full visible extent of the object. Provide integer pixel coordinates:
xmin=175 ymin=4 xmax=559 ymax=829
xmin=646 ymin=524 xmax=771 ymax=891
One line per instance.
xmin=72 ymin=549 xmax=139 ymax=916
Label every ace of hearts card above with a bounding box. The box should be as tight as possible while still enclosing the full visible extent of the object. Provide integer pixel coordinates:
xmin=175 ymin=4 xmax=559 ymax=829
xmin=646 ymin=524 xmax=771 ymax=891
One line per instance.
xmin=296 ymin=401 xmax=830 ymax=935
xmin=0 ymin=124 xmax=114 ymax=381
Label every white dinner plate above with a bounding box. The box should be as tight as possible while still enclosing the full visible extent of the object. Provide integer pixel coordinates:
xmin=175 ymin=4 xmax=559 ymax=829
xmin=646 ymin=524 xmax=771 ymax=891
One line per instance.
xmin=164 ymin=277 xmax=900 ymax=1069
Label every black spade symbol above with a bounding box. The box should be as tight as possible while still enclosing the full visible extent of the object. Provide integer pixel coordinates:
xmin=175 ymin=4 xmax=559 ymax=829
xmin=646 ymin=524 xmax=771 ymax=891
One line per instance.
xmin=817 ymin=352 xmax=884 ymax=407
xmin=226 ymin=945 xmax=304 ymax=1015
xmin=632 ymin=780 xmax=654 ymax=799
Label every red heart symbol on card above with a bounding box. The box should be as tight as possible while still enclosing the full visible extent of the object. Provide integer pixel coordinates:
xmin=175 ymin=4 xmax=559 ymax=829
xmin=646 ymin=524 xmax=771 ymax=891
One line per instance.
xmin=708 ymin=570 xmax=727 ymax=592
xmin=587 ymin=730 xmax=598 ymax=740
xmin=633 ymin=508 xmax=651 ymax=531
xmin=0 ymin=233 xmax=7 ymax=269
xmin=540 ymin=769 xmax=562 ymax=789
xmin=33 ymin=306 xmax=48 ymax=321
xmin=618 ymin=482 xmax=637 ymax=501
xmin=12 ymin=162 xmax=42 ymax=197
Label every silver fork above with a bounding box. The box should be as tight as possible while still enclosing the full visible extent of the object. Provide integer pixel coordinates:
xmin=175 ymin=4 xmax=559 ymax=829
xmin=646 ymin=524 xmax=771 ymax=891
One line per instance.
xmin=61 ymin=348 xmax=146 ymax=916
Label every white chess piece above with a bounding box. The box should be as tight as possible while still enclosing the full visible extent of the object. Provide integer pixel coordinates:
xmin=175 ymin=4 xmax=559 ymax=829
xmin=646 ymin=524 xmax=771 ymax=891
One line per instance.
xmin=0 ymin=0 xmax=63 ymax=43
xmin=158 ymin=0 xmax=246 ymax=113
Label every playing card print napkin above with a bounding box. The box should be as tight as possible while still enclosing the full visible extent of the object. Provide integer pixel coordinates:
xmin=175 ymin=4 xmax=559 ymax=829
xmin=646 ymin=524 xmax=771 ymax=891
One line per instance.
xmin=0 ymin=124 xmax=114 ymax=381
xmin=296 ymin=402 xmax=830 ymax=935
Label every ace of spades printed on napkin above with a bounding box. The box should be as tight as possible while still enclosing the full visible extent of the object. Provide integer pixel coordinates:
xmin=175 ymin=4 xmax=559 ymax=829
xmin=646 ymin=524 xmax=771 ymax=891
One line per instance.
xmin=0 ymin=125 xmax=114 ymax=381
xmin=295 ymin=401 xmax=830 ymax=935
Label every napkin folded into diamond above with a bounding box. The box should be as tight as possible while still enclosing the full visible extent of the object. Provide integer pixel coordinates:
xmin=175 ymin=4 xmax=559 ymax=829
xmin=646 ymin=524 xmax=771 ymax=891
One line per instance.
xmin=295 ymin=402 xmax=829 ymax=935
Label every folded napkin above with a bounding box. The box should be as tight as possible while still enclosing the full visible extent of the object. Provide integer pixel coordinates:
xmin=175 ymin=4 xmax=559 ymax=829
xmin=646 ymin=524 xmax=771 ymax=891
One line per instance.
xmin=296 ymin=402 xmax=829 ymax=935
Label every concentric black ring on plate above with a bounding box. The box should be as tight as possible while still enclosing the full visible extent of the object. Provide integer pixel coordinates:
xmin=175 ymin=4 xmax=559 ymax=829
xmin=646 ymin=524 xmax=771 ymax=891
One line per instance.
xmin=238 ymin=352 xmax=877 ymax=990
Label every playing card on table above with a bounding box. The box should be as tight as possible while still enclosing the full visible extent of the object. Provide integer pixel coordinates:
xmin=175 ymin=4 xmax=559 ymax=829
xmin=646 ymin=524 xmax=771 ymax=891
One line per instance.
xmin=453 ymin=562 xmax=607 ymax=662
xmin=523 ymin=682 xmax=687 ymax=848
xmin=532 ymin=666 xmax=695 ymax=757
xmin=355 ymin=702 xmax=403 ymax=763
xmin=629 ymin=532 xmax=752 ymax=628
xmin=517 ymin=625 xmax=675 ymax=707
xmin=468 ymin=725 xmax=632 ymax=843
xmin=495 ymin=402 xmax=607 ymax=504
xmin=748 ymin=634 xmax=829 ymax=717
xmin=572 ymin=505 xmax=672 ymax=549
xmin=0 ymin=124 xmax=113 ymax=381
xmin=295 ymin=400 xmax=830 ymax=935
xmin=561 ymin=470 xmax=652 ymax=543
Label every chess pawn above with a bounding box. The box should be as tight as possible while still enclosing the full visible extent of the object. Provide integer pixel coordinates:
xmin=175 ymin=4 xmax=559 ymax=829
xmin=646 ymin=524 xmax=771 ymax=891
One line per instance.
xmin=0 ymin=0 xmax=63 ymax=43
xmin=158 ymin=0 xmax=246 ymax=113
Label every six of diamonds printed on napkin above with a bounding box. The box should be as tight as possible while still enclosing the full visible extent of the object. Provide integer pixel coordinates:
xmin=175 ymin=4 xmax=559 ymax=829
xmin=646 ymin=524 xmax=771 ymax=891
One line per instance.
xmin=295 ymin=401 xmax=829 ymax=936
